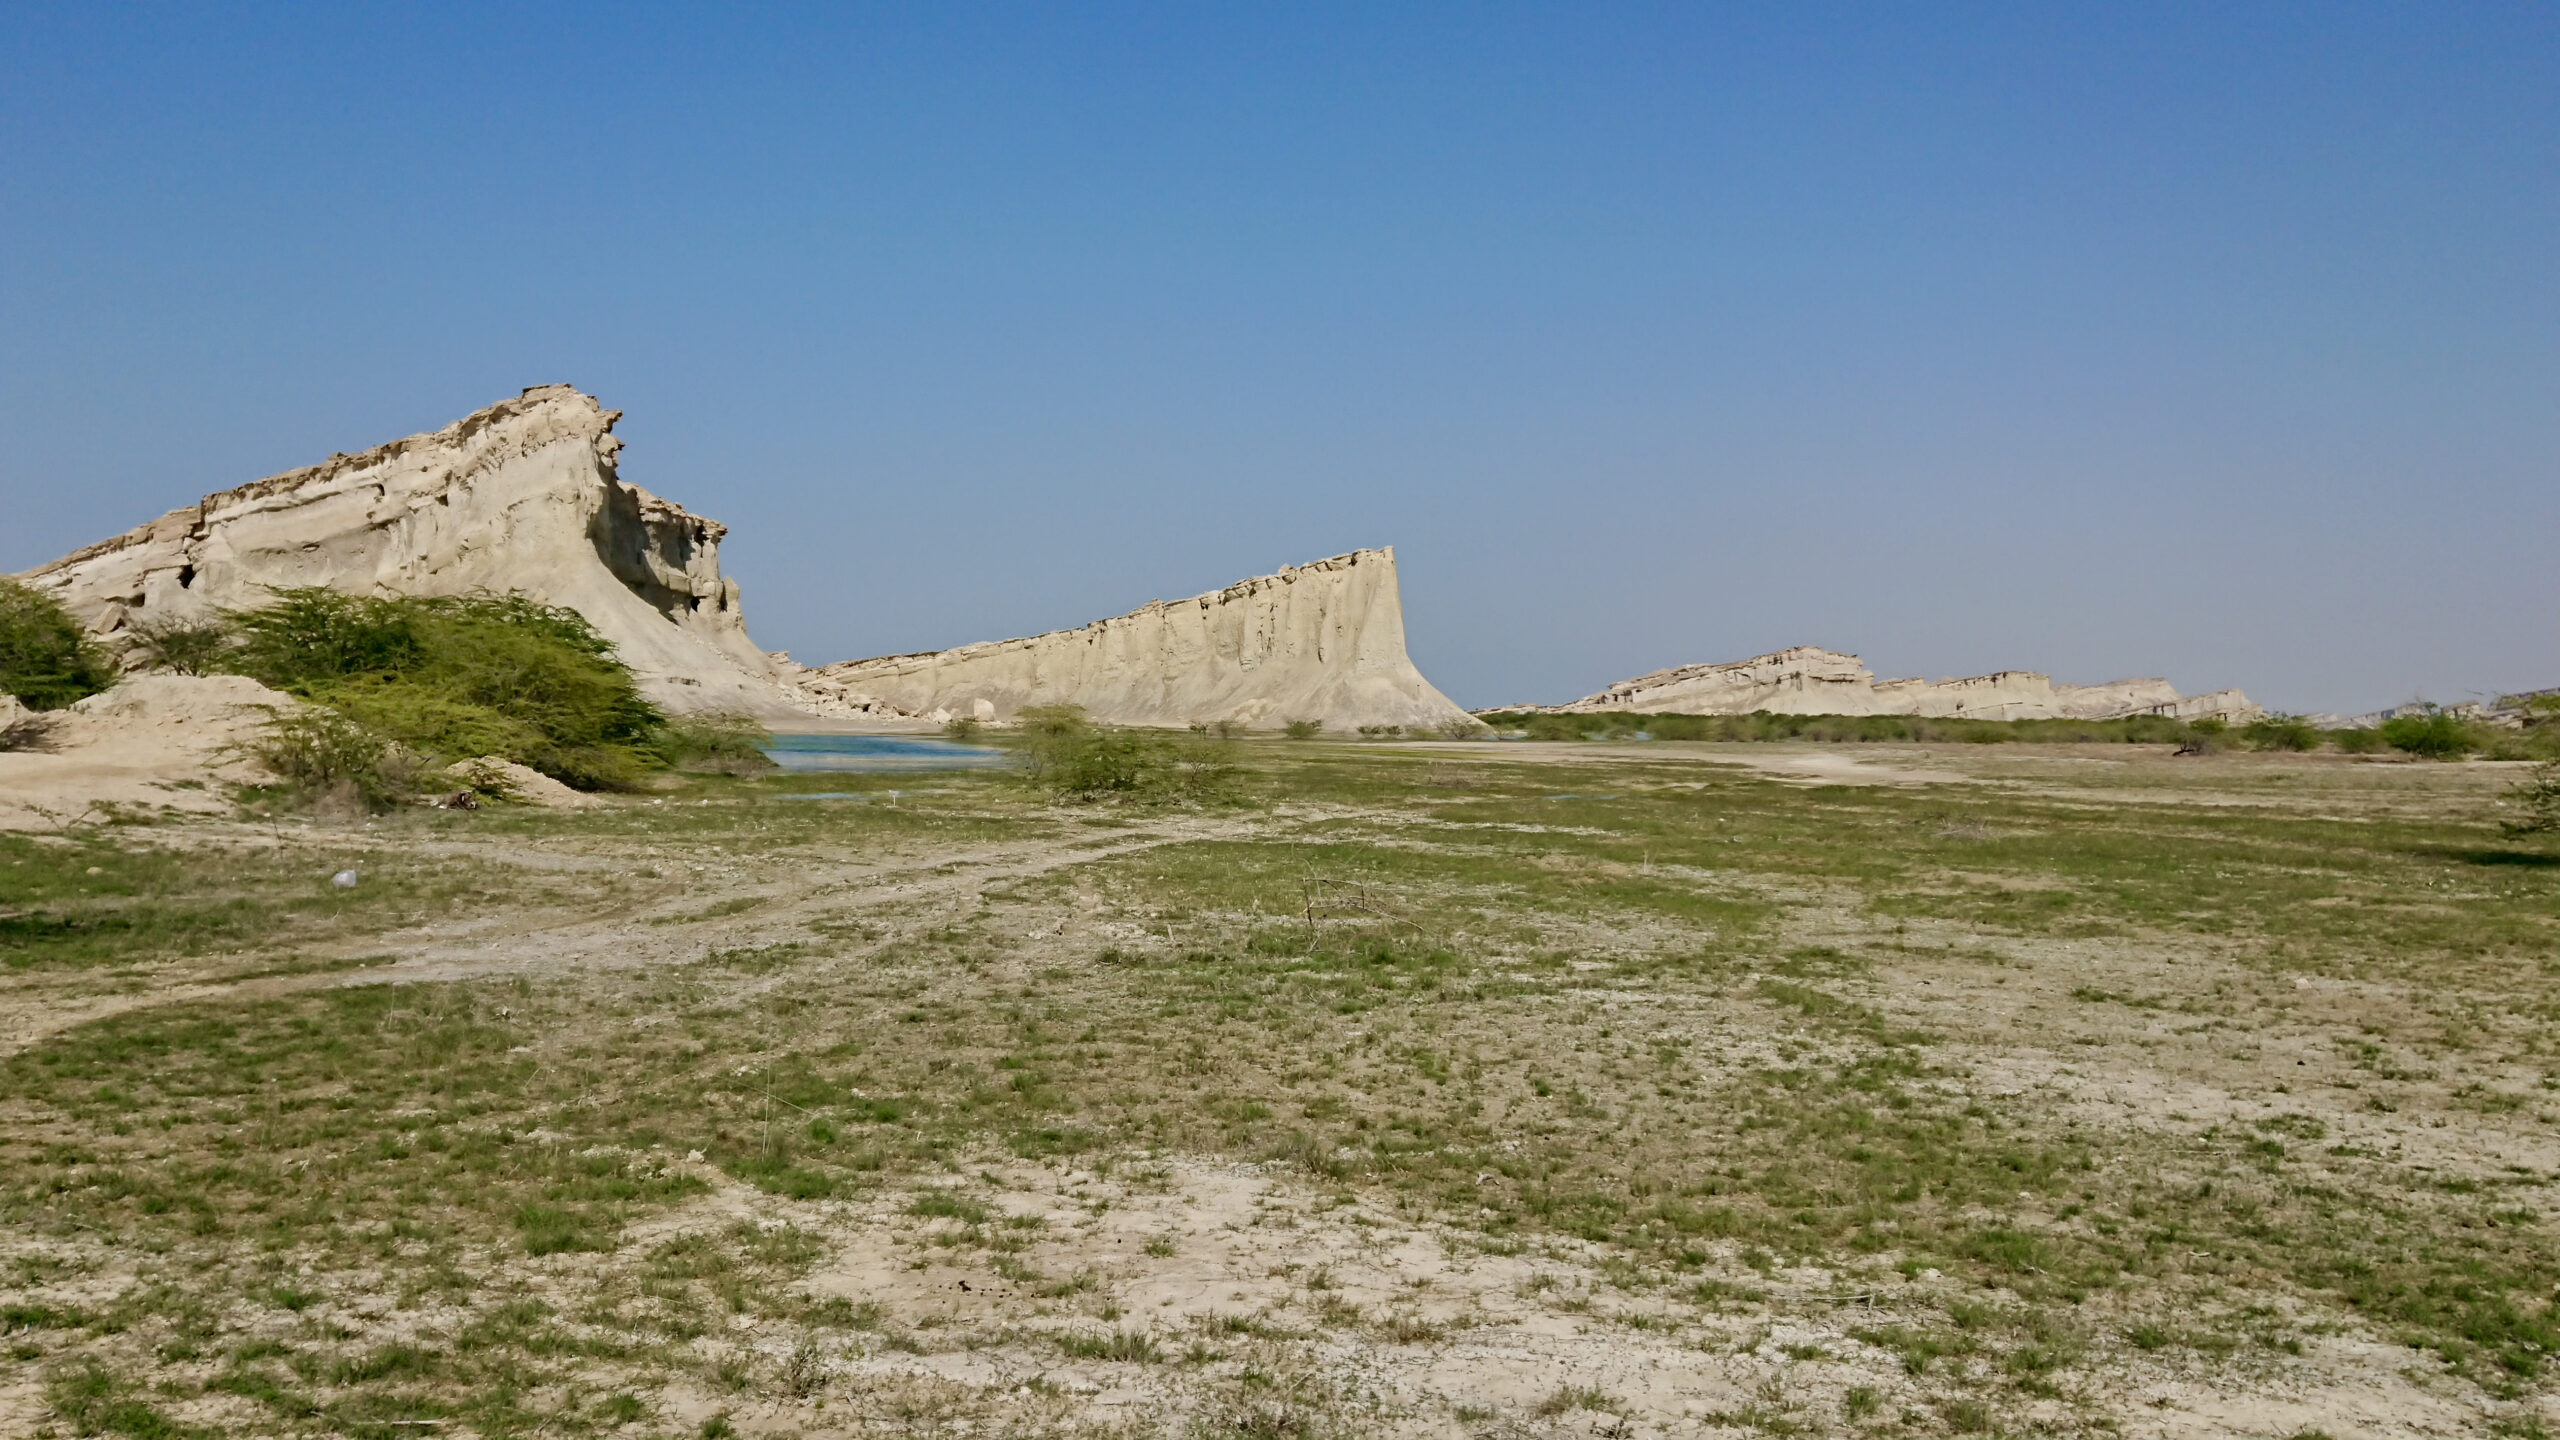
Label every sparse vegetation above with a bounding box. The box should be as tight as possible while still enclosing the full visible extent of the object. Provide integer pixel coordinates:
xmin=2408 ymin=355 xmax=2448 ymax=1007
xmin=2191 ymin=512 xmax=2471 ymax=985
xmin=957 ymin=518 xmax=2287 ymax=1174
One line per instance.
xmin=645 ymin=711 xmax=775 ymax=775
xmin=2241 ymin=712 xmax=2322 ymax=751
xmin=0 ymin=576 xmax=116 ymax=710
xmin=1014 ymin=703 xmax=1240 ymax=803
xmin=5 ymin=738 xmax=2555 ymax=1434
xmin=119 ymin=615 xmax=236 ymax=676
xmin=2506 ymin=762 xmax=2560 ymax=836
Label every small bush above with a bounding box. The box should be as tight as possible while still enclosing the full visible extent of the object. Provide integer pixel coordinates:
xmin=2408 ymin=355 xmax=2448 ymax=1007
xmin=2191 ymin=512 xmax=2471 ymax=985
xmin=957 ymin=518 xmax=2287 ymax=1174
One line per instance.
xmin=2332 ymin=727 xmax=2386 ymax=754
xmin=943 ymin=715 xmax=984 ymax=743
xmin=1282 ymin=719 xmax=1324 ymax=740
xmin=246 ymin=708 xmax=423 ymax=813
xmin=121 ymin=616 xmax=235 ymax=676
xmin=646 ymin=712 xmax=775 ymax=775
xmin=2506 ymin=763 xmax=2560 ymax=836
xmin=0 ymin=578 xmax=115 ymax=710
xmin=2240 ymin=714 xmax=2320 ymax=752
xmin=1016 ymin=705 xmax=1239 ymax=804
xmin=2379 ymin=708 xmax=2474 ymax=761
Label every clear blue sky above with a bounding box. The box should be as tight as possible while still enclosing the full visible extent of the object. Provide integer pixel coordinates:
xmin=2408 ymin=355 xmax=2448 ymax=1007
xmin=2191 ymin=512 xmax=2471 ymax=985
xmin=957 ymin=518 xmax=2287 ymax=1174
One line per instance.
xmin=4 ymin=3 xmax=2552 ymax=714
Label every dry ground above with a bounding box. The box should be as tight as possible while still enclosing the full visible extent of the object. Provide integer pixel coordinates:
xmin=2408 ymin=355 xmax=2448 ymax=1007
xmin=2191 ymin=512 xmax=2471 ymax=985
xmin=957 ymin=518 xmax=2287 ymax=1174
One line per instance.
xmin=2 ymin=740 xmax=2555 ymax=1439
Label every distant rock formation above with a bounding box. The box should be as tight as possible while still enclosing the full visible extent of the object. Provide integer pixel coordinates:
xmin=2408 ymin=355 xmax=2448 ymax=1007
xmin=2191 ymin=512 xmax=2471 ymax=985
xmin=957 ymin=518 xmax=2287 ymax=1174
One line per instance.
xmin=1518 ymin=646 xmax=2258 ymax=722
xmin=788 ymin=549 xmax=1479 ymax=733
xmin=19 ymin=389 xmax=1476 ymax=733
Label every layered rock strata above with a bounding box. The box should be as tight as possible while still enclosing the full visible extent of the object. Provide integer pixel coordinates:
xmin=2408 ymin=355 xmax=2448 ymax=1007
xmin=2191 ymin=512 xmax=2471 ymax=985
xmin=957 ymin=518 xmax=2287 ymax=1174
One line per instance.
xmin=20 ymin=389 xmax=1478 ymax=733
xmin=16 ymin=386 xmax=807 ymax=717
xmin=1529 ymin=646 xmax=2257 ymax=722
xmin=792 ymin=549 xmax=1478 ymax=732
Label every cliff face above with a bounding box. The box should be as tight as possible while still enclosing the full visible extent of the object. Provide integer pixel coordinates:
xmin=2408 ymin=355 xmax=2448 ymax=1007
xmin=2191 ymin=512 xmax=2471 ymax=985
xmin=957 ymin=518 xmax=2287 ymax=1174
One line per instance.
xmin=792 ymin=549 xmax=1479 ymax=732
xmin=1538 ymin=647 xmax=2257 ymax=722
xmin=16 ymin=386 xmax=803 ymax=717
xmin=21 ymin=392 xmax=1477 ymax=733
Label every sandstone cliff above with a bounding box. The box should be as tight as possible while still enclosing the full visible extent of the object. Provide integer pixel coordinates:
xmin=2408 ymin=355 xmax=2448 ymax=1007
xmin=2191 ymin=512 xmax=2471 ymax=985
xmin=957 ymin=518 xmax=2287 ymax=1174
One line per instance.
xmin=16 ymin=386 xmax=805 ymax=717
xmin=790 ymin=549 xmax=1479 ymax=733
xmin=1531 ymin=646 xmax=2257 ymax=722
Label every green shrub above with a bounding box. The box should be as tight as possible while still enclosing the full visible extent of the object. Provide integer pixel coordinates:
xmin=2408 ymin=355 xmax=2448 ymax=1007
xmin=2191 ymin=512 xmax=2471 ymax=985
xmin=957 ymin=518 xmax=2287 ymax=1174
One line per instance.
xmin=219 ymin=589 xmax=662 ymax=789
xmin=246 ymin=707 xmax=425 ymax=812
xmin=120 ymin=616 xmax=236 ymax=676
xmin=1283 ymin=719 xmax=1324 ymax=740
xmin=645 ymin=712 xmax=775 ymax=775
xmin=1016 ymin=705 xmax=1239 ymax=804
xmin=943 ymin=715 xmax=984 ymax=743
xmin=2506 ymin=763 xmax=2560 ymax=836
xmin=0 ymin=577 xmax=115 ymax=710
xmin=2331 ymin=727 xmax=2386 ymax=755
xmin=2378 ymin=709 xmax=2474 ymax=761
xmin=2240 ymin=714 xmax=2320 ymax=752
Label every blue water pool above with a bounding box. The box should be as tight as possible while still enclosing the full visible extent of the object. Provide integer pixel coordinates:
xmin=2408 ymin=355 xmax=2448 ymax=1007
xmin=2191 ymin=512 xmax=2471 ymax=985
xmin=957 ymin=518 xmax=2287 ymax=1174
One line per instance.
xmin=762 ymin=734 xmax=1010 ymax=773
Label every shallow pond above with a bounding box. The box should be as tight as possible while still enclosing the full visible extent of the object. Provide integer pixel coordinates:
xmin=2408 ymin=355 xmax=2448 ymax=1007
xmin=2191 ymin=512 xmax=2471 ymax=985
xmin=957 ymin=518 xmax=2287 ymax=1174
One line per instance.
xmin=761 ymin=733 xmax=1009 ymax=773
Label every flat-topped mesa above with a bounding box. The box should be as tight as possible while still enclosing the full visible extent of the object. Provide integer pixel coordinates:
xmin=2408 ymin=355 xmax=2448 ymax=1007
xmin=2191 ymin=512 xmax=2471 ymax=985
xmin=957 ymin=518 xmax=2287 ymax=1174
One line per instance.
xmin=1525 ymin=646 xmax=2258 ymax=722
xmin=791 ymin=548 xmax=1480 ymax=732
xmin=16 ymin=386 xmax=807 ymax=717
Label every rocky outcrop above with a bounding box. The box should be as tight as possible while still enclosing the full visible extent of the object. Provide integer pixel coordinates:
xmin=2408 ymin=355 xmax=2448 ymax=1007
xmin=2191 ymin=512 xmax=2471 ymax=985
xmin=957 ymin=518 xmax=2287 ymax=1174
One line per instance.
xmin=14 ymin=386 xmax=803 ymax=717
xmin=20 ymin=389 xmax=1478 ymax=734
xmin=791 ymin=549 xmax=1479 ymax=733
xmin=1525 ymin=646 xmax=2258 ymax=722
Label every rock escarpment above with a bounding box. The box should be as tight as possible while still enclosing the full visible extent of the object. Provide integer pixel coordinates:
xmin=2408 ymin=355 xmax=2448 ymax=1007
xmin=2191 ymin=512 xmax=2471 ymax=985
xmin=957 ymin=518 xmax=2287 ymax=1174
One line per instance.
xmin=790 ymin=549 xmax=1478 ymax=732
xmin=17 ymin=386 xmax=805 ymax=717
xmin=21 ymin=389 xmax=1477 ymax=733
xmin=1531 ymin=646 xmax=2257 ymax=722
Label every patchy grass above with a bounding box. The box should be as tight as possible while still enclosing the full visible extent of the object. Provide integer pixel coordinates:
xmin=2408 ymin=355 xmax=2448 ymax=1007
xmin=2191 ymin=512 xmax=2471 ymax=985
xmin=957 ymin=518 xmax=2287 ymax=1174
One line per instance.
xmin=2 ymin=740 xmax=2555 ymax=1433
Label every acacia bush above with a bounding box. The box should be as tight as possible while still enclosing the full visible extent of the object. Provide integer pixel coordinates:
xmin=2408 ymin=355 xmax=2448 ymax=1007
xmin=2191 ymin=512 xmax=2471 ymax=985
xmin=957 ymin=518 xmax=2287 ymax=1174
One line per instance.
xmin=2239 ymin=714 xmax=2321 ymax=752
xmin=120 ymin=615 xmax=235 ymax=676
xmin=645 ymin=712 xmax=775 ymax=775
xmin=1016 ymin=704 xmax=1239 ymax=803
xmin=0 ymin=577 xmax=114 ymax=710
xmin=247 ymin=707 xmax=426 ymax=813
xmin=2378 ymin=709 xmax=2474 ymax=761
xmin=220 ymin=588 xmax=664 ymax=789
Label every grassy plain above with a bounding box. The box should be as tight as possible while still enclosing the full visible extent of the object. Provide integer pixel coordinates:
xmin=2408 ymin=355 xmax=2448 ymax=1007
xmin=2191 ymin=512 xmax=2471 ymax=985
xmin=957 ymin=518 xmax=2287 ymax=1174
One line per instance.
xmin=2 ymin=739 xmax=2555 ymax=1438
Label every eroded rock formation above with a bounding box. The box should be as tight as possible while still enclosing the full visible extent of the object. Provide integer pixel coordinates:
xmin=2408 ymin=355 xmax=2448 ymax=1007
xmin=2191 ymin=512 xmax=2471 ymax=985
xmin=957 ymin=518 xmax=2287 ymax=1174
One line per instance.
xmin=1529 ymin=646 xmax=2257 ymax=722
xmin=16 ymin=386 xmax=805 ymax=717
xmin=790 ymin=549 xmax=1478 ymax=732
xmin=20 ymin=389 xmax=1477 ymax=733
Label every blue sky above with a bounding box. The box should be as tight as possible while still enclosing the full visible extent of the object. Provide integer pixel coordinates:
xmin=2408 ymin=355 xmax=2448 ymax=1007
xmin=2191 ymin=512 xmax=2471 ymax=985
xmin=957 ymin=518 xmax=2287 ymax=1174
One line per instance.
xmin=4 ymin=3 xmax=2551 ymax=714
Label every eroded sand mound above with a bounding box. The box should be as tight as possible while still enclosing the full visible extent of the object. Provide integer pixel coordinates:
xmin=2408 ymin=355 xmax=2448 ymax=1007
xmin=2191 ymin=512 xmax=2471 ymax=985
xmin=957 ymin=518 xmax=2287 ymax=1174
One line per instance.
xmin=1528 ymin=645 xmax=2258 ymax=722
xmin=0 ymin=675 xmax=299 ymax=828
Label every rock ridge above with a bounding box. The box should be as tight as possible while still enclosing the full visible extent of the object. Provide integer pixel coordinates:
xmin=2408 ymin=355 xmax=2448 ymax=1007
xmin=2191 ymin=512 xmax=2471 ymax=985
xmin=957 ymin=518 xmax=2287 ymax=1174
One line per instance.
xmin=20 ymin=389 xmax=1477 ymax=733
xmin=1518 ymin=646 xmax=2257 ymax=722
xmin=788 ymin=548 xmax=1478 ymax=732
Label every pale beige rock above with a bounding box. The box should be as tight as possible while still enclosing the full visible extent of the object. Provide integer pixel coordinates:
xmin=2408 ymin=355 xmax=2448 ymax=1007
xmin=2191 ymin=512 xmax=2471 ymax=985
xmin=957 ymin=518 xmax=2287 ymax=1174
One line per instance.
xmin=788 ymin=548 xmax=1480 ymax=733
xmin=23 ymin=389 xmax=1476 ymax=735
xmin=1536 ymin=645 xmax=2259 ymax=722
xmin=14 ymin=386 xmax=805 ymax=719
xmin=0 ymin=675 xmax=300 ymax=829
xmin=448 ymin=755 xmax=605 ymax=809
xmin=0 ymin=694 xmax=30 ymax=743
